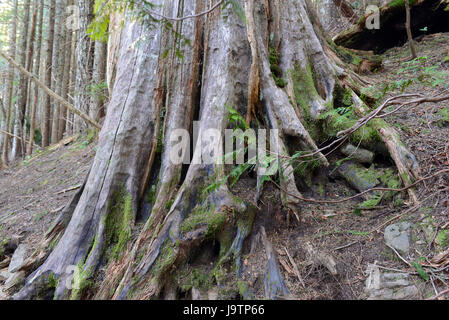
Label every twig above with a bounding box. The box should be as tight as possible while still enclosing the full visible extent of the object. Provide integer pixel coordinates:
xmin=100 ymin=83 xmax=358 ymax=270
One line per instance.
xmin=0 ymin=130 xmax=39 ymax=148
xmin=148 ymin=0 xmax=224 ymax=22
xmin=50 ymin=205 xmax=65 ymax=214
xmin=283 ymin=246 xmax=305 ymax=288
xmin=0 ymin=49 xmax=101 ymax=130
xmin=56 ymin=184 xmax=81 ymax=195
xmin=386 ymin=243 xmax=412 ymax=267
xmin=426 ymin=287 xmax=449 ymax=300
xmin=271 ymin=168 xmax=449 ymax=205
xmin=332 ymin=241 xmax=359 ymax=252
xmin=375 ymin=263 xmax=417 ymax=275
xmin=427 ymin=223 xmax=440 ymax=251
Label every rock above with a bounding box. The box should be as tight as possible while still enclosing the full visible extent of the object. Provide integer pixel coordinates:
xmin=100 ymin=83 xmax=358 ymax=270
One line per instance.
xmin=384 ymin=222 xmax=410 ymax=256
xmin=337 ymin=161 xmax=380 ymax=193
xmin=191 ymin=287 xmax=202 ymax=300
xmin=8 ymin=244 xmax=27 ymax=273
xmin=305 ymin=242 xmax=338 ymax=275
xmin=0 ymin=268 xmax=9 ymax=283
xmin=365 ymin=264 xmax=418 ymax=300
xmin=0 ymin=257 xmax=11 ymax=269
xmin=420 ymin=217 xmax=435 ymax=243
xmin=3 ymin=271 xmax=25 ymax=295
xmin=208 ymin=288 xmax=219 ymax=300
xmin=341 ymin=144 xmax=374 ymax=165
xmin=4 ymin=235 xmax=24 ymax=253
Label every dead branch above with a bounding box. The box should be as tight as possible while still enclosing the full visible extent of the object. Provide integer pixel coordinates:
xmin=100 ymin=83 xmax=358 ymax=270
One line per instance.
xmin=0 ymin=129 xmax=39 ymax=148
xmin=426 ymin=287 xmax=449 ymax=300
xmin=0 ymin=49 xmax=102 ymax=130
xmin=271 ymin=168 xmax=449 ymax=205
xmin=148 ymin=0 xmax=224 ymax=21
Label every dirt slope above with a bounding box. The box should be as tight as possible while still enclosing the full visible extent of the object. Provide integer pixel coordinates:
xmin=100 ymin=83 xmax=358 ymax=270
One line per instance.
xmin=0 ymin=135 xmax=96 ymax=266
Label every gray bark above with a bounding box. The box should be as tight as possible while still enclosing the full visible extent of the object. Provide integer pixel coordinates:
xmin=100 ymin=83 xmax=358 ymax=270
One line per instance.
xmin=11 ymin=0 xmax=31 ymax=160
xmin=73 ymin=0 xmax=94 ymax=133
xmin=14 ymin=0 xmax=421 ymax=301
xmin=41 ymin=0 xmax=55 ymax=147
xmin=2 ymin=0 xmax=18 ymax=163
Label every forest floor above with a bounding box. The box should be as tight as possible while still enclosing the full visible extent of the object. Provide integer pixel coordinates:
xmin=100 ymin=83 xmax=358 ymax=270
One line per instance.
xmin=0 ymin=33 xmax=448 ymax=300
xmin=0 ymin=135 xmax=96 ymax=299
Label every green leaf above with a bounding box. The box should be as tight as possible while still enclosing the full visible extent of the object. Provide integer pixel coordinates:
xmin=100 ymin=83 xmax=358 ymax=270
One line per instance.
xmin=411 ymin=261 xmax=429 ymax=281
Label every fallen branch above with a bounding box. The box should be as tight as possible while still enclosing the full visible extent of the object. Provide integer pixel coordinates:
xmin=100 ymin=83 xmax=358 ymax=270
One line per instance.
xmin=0 ymin=130 xmax=39 ymax=148
xmin=336 ymin=93 xmax=449 ymax=138
xmin=284 ymin=92 xmax=449 ymax=162
xmin=386 ymin=243 xmax=412 ymax=267
xmin=0 ymin=49 xmax=102 ymax=130
xmin=148 ymin=0 xmax=224 ymax=21
xmin=50 ymin=205 xmax=65 ymax=214
xmin=332 ymin=241 xmax=359 ymax=252
xmin=283 ymin=246 xmax=305 ymax=288
xmin=426 ymin=287 xmax=449 ymax=300
xmin=56 ymin=184 xmax=82 ymax=195
xmin=271 ymin=168 xmax=449 ymax=205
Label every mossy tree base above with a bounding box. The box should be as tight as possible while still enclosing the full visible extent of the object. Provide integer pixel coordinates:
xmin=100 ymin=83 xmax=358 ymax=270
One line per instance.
xmin=14 ymin=0 xmax=422 ymax=300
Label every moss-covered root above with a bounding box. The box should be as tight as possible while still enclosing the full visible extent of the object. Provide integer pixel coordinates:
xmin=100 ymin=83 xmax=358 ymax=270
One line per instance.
xmin=260 ymin=227 xmax=291 ymax=300
xmin=111 ymin=187 xmax=247 ymax=300
xmin=349 ymin=90 xmax=420 ymax=204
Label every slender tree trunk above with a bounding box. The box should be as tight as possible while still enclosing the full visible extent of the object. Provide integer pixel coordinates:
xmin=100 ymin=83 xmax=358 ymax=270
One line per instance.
xmin=50 ymin=0 xmax=64 ymax=144
xmin=2 ymin=0 xmax=18 ymax=163
xmin=405 ymin=0 xmax=417 ymax=59
xmin=73 ymin=0 xmax=94 ymax=133
xmin=11 ymin=0 xmax=31 ymax=160
xmin=66 ymin=28 xmax=78 ymax=136
xmin=59 ymin=0 xmax=74 ymax=140
xmin=90 ymin=40 xmax=107 ymax=122
xmin=41 ymin=0 xmax=55 ymax=148
xmin=27 ymin=0 xmax=44 ymax=156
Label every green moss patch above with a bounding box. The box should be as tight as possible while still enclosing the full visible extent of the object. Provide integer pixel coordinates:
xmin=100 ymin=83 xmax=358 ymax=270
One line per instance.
xmin=104 ymin=187 xmax=134 ymax=260
xmin=436 ymin=230 xmax=449 ymax=250
xmin=269 ymin=47 xmax=285 ymax=87
xmin=180 ymin=204 xmax=231 ymax=238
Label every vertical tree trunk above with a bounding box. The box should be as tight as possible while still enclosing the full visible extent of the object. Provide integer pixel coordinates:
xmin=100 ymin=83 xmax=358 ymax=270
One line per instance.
xmin=66 ymin=28 xmax=78 ymax=136
xmin=405 ymin=0 xmax=417 ymax=59
xmin=27 ymin=0 xmax=44 ymax=156
xmin=51 ymin=0 xmax=65 ymax=144
xmin=59 ymin=0 xmax=74 ymax=141
xmin=2 ymin=0 xmax=18 ymax=163
xmin=90 ymin=40 xmax=107 ymax=122
xmin=73 ymin=0 xmax=94 ymax=133
xmin=41 ymin=0 xmax=55 ymax=148
xmin=11 ymin=0 xmax=31 ymax=160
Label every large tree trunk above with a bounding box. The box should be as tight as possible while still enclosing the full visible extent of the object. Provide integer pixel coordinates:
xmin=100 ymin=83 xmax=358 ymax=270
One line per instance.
xmin=15 ymin=0 xmax=420 ymax=300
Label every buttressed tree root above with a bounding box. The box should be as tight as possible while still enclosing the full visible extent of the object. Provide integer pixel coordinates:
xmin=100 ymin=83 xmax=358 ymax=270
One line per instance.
xmin=14 ymin=0 xmax=421 ymax=300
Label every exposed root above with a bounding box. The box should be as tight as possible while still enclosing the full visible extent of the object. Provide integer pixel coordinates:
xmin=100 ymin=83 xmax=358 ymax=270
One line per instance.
xmin=348 ymin=90 xmax=421 ymax=204
xmin=260 ymin=227 xmax=292 ymax=300
xmin=244 ymin=0 xmax=260 ymax=125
